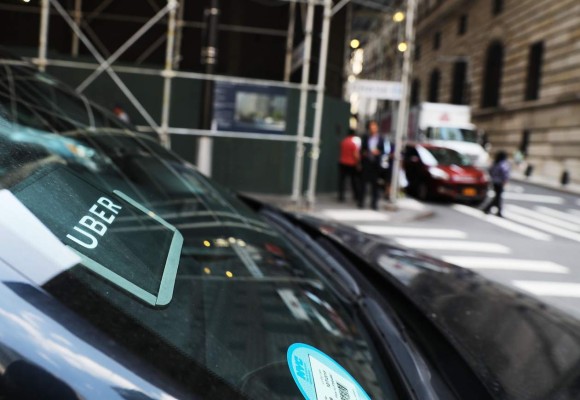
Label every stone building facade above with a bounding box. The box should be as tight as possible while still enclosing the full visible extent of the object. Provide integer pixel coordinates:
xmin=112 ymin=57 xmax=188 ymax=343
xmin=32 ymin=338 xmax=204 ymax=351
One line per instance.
xmin=412 ymin=0 xmax=580 ymax=182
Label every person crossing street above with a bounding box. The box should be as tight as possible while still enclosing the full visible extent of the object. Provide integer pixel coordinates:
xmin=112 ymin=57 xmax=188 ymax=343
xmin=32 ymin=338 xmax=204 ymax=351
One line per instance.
xmin=483 ymin=150 xmax=511 ymax=217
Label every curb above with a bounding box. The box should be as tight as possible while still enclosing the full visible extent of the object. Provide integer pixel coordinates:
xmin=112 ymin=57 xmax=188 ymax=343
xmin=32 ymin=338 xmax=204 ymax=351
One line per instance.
xmin=380 ymin=198 xmax=436 ymax=223
xmin=389 ymin=208 xmax=436 ymax=224
xmin=414 ymin=209 xmax=436 ymax=221
xmin=242 ymin=192 xmax=437 ymax=223
xmin=511 ymin=175 xmax=580 ymax=196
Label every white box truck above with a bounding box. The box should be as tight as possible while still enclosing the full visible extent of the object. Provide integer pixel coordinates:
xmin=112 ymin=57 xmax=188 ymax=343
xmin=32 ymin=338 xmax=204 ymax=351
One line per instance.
xmin=409 ymin=102 xmax=489 ymax=167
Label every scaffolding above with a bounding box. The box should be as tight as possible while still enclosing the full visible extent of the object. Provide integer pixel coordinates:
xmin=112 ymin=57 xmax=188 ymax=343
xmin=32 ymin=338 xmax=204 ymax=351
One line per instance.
xmin=0 ymin=0 xmax=387 ymax=207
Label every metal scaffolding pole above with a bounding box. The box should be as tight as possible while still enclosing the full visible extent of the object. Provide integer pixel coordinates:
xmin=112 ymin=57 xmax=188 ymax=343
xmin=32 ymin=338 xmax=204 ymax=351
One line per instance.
xmin=37 ymin=0 xmax=50 ymax=72
xmin=197 ymin=0 xmax=220 ymax=176
xmin=306 ymin=0 xmax=332 ymax=207
xmin=173 ymin=0 xmax=185 ymax=69
xmin=160 ymin=0 xmax=178 ymax=149
xmin=283 ymin=1 xmax=296 ymax=82
xmin=33 ymin=58 xmax=316 ymax=90
xmin=49 ymin=0 xmax=161 ymax=133
xmin=331 ymin=0 xmax=350 ymax=16
xmin=76 ymin=4 xmax=172 ymax=93
xmin=71 ymin=0 xmax=82 ymax=56
xmin=135 ymin=34 xmax=167 ymax=65
xmin=391 ymin=0 xmax=417 ymax=204
xmin=290 ymin=0 xmax=315 ymax=203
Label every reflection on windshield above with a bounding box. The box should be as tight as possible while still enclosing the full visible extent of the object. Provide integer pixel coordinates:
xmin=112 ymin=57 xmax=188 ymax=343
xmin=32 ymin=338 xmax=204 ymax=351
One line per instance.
xmin=0 ymin=62 xmax=396 ymax=399
xmin=428 ymin=127 xmax=477 ymax=143
xmin=419 ymin=146 xmax=471 ymax=167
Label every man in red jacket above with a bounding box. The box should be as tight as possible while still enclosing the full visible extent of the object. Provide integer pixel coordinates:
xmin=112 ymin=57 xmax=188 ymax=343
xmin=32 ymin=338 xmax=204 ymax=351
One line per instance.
xmin=338 ymin=129 xmax=361 ymax=203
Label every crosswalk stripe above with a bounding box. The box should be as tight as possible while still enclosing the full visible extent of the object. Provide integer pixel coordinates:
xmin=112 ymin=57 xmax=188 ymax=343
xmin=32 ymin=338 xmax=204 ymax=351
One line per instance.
xmin=442 ymin=257 xmax=569 ymax=273
xmin=506 ymin=205 xmax=580 ymax=232
xmin=506 ymin=185 xmax=525 ymax=193
xmin=569 ymin=209 xmax=580 ymax=217
xmin=505 ymin=208 xmax=580 ymax=243
xmin=321 ymin=209 xmax=390 ymax=222
xmin=356 ymin=226 xmax=467 ymax=238
xmin=395 ymin=239 xmax=511 ymax=253
xmin=513 ymin=281 xmax=580 ymax=298
xmin=502 ymin=192 xmax=564 ymax=204
xmin=452 ymin=204 xmax=552 ymax=241
xmin=535 ymin=206 xmax=580 ymax=226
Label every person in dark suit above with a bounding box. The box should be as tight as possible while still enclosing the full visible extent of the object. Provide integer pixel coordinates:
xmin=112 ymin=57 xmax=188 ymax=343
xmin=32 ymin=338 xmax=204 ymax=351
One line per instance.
xmin=358 ymin=120 xmax=385 ymax=210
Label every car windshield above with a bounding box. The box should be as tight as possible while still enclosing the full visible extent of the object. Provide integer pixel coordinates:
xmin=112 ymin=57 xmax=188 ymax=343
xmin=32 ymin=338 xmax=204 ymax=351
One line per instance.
xmin=428 ymin=127 xmax=478 ymax=143
xmin=0 ymin=64 xmax=397 ymax=398
xmin=419 ymin=145 xmax=472 ymax=167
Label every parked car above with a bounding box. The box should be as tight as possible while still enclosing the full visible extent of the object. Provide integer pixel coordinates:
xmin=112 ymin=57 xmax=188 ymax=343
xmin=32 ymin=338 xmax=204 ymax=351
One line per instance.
xmin=2 ymin=55 xmax=580 ymax=400
xmin=403 ymin=143 xmax=489 ymax=203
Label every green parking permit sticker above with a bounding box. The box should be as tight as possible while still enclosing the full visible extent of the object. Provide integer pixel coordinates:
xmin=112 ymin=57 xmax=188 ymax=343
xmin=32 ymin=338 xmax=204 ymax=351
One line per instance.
xmin=12 ymin=166 xmax=183 ymax=307
xmin=288 ymin=343 xmax=371 ymax=400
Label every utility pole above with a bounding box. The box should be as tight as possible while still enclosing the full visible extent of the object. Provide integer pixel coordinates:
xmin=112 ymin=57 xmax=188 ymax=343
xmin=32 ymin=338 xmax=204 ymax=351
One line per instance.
xmin=306 ymin=0 xmax=332 ymax=207
xmin=291 ymin=0 xmax=315 ymax=204
xmin=197 ymin=0 xmax=219 ymax=176
xmin=390 ymin=0 xmax=417 ymax=204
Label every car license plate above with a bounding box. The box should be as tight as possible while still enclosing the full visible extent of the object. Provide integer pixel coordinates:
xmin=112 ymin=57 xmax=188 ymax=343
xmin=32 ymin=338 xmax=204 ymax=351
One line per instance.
xmin=463 ymin=188 xmax=477 ymax=196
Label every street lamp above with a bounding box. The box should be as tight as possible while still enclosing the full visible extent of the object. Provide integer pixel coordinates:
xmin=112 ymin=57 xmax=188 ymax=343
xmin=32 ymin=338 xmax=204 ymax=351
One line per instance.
xmin=393 ymin=11 xmax=405 ymax=22
xmin=350 ymin=39 xmax=360 ymax=49
xmin=390 ymin=0 xmax=417 ymax=205
xmin=397 ymin=42 xmax=408 ymax=52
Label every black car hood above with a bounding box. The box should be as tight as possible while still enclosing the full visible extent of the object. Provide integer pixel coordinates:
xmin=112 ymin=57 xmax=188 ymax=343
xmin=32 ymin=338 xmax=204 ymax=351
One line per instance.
xmin=296 ymin=214 xmax=580 ymax=400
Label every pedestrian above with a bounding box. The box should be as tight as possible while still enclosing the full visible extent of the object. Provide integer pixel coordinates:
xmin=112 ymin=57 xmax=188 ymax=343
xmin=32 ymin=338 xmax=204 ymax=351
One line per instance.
xmin=380 ymin=133 xmax=395 ymax=200
xmin=483 ymin=150 xmax=510 ymax=217
xmin=358 ymin=120 xmax=384 ymax=210
xmin=338 ymin=129 xmax=361 ymax=203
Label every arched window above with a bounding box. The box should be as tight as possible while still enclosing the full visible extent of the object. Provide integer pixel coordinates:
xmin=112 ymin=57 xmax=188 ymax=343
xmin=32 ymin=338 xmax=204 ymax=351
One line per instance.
xmin=451 ymin=60 xmax=468 ymax=105
xmin=411 ymin=79 xmax=420 ymax=105
xmin=481 ymin=41 xmax=504 ymax=108
xmin=428 ymin=69 xmax=440 ymax=102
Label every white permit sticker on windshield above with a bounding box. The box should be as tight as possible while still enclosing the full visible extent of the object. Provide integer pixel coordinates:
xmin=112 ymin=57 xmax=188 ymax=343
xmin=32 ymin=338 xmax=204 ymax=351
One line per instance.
xmin=287 ymin=343 xmax=371 ymax=400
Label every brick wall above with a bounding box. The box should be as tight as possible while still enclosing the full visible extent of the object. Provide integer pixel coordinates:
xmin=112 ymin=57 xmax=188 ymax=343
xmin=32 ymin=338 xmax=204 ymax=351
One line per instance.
xmin=413 ymin=0 xmax=580 ymax=181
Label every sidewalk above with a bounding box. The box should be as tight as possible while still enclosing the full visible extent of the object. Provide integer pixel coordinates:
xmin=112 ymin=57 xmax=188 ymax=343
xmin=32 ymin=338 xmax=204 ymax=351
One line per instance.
xmin=511 ymin=172 xmax=580 ymax=196
xmin=244 ymin=192 xmax=434 ymax=226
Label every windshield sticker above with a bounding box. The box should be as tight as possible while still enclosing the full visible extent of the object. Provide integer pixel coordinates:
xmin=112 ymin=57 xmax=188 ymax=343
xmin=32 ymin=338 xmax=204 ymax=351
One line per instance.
xmin=12 ymin=166 xmax=183 ymax=307
xmin=287 ymin=343 xmax=371 ymax=400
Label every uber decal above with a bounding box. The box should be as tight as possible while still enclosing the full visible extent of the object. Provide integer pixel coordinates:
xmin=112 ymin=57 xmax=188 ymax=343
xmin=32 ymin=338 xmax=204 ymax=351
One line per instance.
xmin=66 ymin=197 xmax=122 ymax=249
xmin=12 ymin=165 xmax=183 ymax=307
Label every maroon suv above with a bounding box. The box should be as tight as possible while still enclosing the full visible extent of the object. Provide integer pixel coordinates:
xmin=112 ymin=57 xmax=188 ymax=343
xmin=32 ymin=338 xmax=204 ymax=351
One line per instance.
xmin=403 ymin=143 xmax=489 ymax=203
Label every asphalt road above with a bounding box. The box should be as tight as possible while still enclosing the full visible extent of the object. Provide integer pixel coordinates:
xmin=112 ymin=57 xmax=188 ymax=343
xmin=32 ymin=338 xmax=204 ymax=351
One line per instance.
xmin=320 ymin=181 xmax=580 ymax=319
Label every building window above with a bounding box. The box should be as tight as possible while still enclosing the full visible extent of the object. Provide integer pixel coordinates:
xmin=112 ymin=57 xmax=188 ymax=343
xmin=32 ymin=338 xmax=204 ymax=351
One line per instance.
xmin=493 ymin=0 xmax=503 ymax=15
xmin=481 ymin=41 xmax=504 ymax=108
xmin=428 ymin=69 xmax=440 ymax=102
xmin=525 ymin=41 xmax=544 ymax=101
xmin=520 ymin=129 xmax=531 ymax=156
xmin=433 ymin=32 xmax=441 ymax=50
xmin=415 ymin=44 xmax=421 ymax=61
xmin=451 ymin=60 xmax=468 ymax=105
xmin=458 ymin=14 xmax=468 ymax=35
xmin=411 ymin=79 xmax=421 ymax=105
